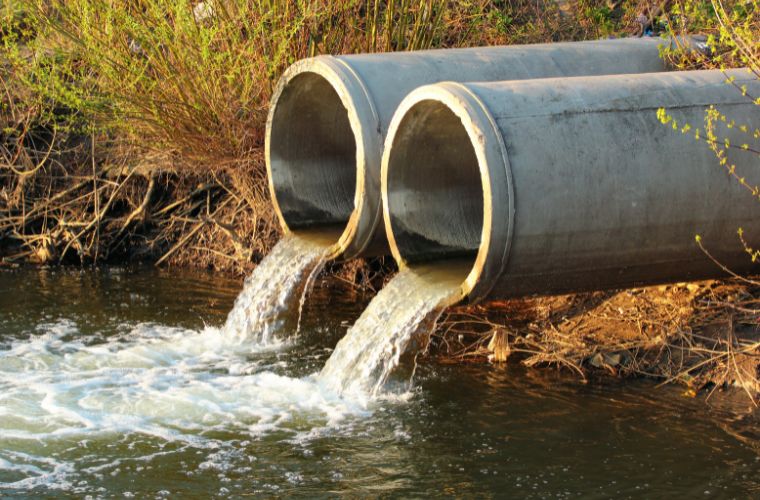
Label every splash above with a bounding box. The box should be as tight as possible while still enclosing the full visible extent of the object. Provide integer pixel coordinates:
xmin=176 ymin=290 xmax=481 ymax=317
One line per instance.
xmin=0 ymin=233 xmax=341 ymax=492
xmin=0 ymin=318 xmax=369 ymax=492
xmin=0 ymin=240 xmax=467 ymax=492
xmin=221 ymin=233 xmax=329 ymax=342
xmin=318 ymin=263 xmax=466 ymax=399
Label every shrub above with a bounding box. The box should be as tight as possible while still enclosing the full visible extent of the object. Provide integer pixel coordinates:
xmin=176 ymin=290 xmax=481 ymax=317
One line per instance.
xmin=0 ymin=0 xmax=658 ymax=267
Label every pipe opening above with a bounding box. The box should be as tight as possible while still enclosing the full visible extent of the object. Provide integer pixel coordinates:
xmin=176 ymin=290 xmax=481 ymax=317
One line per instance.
xmin=385 ymin=99 xmax=484 ymax=283
xmin=268 ymin=72 xmax=357 ymax=234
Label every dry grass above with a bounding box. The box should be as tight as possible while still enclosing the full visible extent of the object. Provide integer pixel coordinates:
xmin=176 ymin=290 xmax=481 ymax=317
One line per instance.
xmin=2 ymin=0 xmax=625 ymax=268
xmin=0 ymin=138 xmax=280 ymax=271
xmin=432 ymin=280 xmax=760 ymax=404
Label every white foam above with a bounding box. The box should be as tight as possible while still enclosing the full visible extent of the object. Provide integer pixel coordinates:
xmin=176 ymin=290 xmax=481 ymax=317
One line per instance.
xmin=0 ymin=318 xmax=371 ymax=491
xmin=0 ymin=238 xmax=462 ymax=493
xmin=0 ymin=451 xmax=75 ymax=491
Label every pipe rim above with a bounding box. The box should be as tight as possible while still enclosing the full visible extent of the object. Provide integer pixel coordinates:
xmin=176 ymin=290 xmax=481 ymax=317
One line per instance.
xmin=265 ymin=56 xmax=382 ymax=259
xmin=381 ymin=82 xmax=515 ymax=302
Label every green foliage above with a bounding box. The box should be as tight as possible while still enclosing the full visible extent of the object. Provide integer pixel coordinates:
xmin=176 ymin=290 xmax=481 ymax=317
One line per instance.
xmin=1 ymin=2 xmax=89 ymax=134
xmin=487 ymin=6 xmax=514 ymax=34
xmin=669 ymin=0 xmax=720 ymax=33
xmin=659 ymin=0 xmax=758 ymax=70
xmin=3 ymin=0 xmax=648 ymax=174
xmin=3 ymin=0 xmax=478 ymax=170
xmin=577 ymin=0 xmax=616 ymax=36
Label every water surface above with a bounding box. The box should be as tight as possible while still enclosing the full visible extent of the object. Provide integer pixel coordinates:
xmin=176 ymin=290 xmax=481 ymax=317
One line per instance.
xmin=0 ymin=266 xmax=757 ymax=497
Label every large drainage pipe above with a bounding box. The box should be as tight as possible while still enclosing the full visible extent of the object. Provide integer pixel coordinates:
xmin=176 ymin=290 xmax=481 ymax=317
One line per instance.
xmin=381 ymin=69 xmax=760 ymax=303
xmin=266 ymin=38 xmax=682 ymax=259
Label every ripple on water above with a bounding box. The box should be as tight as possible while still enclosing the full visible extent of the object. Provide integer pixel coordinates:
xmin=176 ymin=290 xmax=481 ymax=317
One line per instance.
xmin=1 ymin=264 xmax=758 ymax=497
xmin=0 ymin=317 xmax=386 ymax=493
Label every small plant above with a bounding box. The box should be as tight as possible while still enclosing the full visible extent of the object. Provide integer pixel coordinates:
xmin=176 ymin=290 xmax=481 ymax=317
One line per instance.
xmin=578 ymin=0 xmax=617 ymax=36
xmin=652 ymin=0 xmax=759 ymax=400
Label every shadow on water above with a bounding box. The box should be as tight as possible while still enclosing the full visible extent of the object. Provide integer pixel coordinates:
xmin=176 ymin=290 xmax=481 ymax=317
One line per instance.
xmin=0 ymin=266 xmax=242 ymax=339
xmin=0 ymin=266 xmax=757 ymax=497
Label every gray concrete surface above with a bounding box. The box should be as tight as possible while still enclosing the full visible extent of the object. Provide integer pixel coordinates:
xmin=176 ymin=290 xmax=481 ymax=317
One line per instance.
xmin=382 ymin=69 xmax=760 ymax=302
xmin=266 ymin=38 xmax=674 ymax=259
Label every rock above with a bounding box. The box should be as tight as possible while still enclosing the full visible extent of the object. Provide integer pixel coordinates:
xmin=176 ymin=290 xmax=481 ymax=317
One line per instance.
xmin=589 ymin=351 xmax=627 ymax=369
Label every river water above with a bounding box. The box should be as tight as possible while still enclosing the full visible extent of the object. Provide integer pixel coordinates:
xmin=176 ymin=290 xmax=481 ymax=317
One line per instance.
xmin=0 ymin=266 xmax=758 ymax=497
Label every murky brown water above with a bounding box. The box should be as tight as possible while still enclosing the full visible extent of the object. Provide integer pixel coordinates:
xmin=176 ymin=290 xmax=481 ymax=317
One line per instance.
xmin=0 ymin=266 xmax=758 ymax=497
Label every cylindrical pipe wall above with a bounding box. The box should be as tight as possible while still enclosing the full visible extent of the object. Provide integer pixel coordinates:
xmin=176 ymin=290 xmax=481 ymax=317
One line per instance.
xmin=381 ymin=69 xmax=760 ymax=302
xmin=266 ymin=38 xmax=676 ymax=259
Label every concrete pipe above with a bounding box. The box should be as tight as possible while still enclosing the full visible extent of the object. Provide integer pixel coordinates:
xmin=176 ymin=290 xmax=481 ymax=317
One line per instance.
xmin=266 ymin=38 xmax=678 ymax=259
xmin=381 ymin=69 xmax=760 ymax=302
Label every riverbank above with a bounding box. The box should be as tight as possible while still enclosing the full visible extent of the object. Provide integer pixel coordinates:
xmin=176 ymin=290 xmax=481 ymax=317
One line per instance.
xmin=2 ymin=1 xmax=758 ymax=403
xmin=434 ymin=279 xmax=760 ymax=404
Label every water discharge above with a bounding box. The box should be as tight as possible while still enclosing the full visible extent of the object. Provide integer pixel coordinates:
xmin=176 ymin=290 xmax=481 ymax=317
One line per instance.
xmin=222 ymin=233 xmax=330 ymax=342
xmin=0 ymin=237 xmax=463 ymax=467
xmin=0 ymin=234 xmax=365 ymax=493
xmin=319 ymin=263 xmax=467 ymax=398
xmin=0 ymin=230 xmax=358 ymax=448
xmin=0 ymin=240 xmax=473 ymax=492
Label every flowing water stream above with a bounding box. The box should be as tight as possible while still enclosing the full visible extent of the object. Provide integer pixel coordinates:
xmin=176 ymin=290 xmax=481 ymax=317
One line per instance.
xmin=220 ymin=229 xmax=469 ymax=400
xmin=221 ymin=233 xmax=329 ymax=342
xmin=319 ymin=264 xmax=467 ymax=399
xmin=0 ymin=266 xmax=758 ymax=496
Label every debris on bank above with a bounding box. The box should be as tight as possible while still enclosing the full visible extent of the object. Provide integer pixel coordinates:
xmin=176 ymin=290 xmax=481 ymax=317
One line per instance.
xmin=432 ymin=279 xmax=760 ymax=404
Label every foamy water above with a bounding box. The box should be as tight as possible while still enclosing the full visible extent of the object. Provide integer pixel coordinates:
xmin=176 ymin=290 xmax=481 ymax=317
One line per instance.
xmin=0 ymin=318 xmax=371 ymax=491
xmin=319 ymin=264 xmax=466 ymax=399
xmin=0 ymin=240 xmax=468 ymax=491
xmin=0 ymin=234 xmax=347 ymax=491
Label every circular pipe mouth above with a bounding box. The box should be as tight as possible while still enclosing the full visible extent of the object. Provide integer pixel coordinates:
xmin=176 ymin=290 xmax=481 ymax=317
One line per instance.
xmin=265 ymin=58 xmax=381 ymax=259
xmin=381 ymin=83 xmax=514 ymax=302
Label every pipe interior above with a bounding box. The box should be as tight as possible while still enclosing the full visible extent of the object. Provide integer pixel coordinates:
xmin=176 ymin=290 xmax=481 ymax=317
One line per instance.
xmin=269 ymin=72 xmax=357 ymax=232
xmin=386 ymin=100 xmax=484 ymax=272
